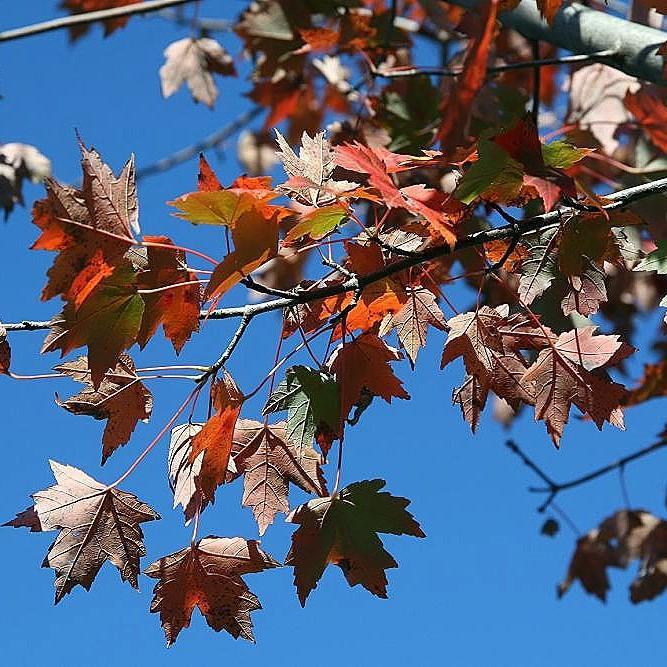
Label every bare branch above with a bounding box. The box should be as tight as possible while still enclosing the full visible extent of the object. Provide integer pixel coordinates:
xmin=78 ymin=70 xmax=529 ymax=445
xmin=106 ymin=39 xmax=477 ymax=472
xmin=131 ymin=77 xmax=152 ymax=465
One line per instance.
xmin=136 ymin=107 xmax=263 ymax=181
xmin=0 ymin=0 xmax=199 ymax=43
xmin=372 ymin=49 xmax=616 ymax=79
xmin=506 ymin=436 xmax=667 ymax=513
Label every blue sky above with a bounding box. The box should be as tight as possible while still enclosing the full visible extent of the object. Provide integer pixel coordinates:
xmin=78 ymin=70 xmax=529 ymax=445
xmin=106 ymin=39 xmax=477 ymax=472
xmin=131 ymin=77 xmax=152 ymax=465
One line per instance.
xmin=1 ymin=3 xmax=666 ymax=666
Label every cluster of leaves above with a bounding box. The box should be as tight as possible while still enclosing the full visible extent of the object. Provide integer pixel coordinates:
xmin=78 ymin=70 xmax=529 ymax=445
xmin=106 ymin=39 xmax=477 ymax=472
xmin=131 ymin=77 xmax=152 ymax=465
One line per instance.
xmin=2 ymin=0 xmax=667 ymax=648
xmin=559 ymin=505 xmax=667 ymax=604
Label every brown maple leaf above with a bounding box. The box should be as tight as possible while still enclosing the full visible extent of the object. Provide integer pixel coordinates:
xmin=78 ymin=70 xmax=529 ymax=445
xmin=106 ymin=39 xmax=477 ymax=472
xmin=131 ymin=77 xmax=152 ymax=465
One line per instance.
xmin=522 ymin=327 xmax=634 ymax=445
xmin=230 ymin=419 xmax=327 ymax=534
xmin=145 ymin=537 xmax=280 ymax=645
xmin=328 ymin=333 xmax=409 ymax=424
xmin=54 ymin=354 xmax=153 ymax=464
xmin=5 ymin=461 xmax=158 ymax=602
xmin=160 ymin=37 xmax=236 ymax=108
xmin=169 ymin=422 xmax=207 ymax=522
xmin=559 ymin=509 xmax=662 ymax=602
xmin=379 ymin=286 xmax=447 ymax=367
xmin=32 ymin=141 xmax=138 ymax=310
xmin=286 ymin=479 xmax=424 ymax=605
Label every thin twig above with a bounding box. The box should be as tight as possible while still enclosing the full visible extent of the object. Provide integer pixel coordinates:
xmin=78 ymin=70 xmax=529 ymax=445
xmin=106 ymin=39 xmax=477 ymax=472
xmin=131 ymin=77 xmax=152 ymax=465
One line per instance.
xmin=370 ymin=49 xmax=617 ymax=80
xmin=0 ymin=0 xmax=198 ymax=43
xmin=137 ymin=107 xmax=263 ymax=180
xmin=506 ymin=438 xmax=667 ymax=513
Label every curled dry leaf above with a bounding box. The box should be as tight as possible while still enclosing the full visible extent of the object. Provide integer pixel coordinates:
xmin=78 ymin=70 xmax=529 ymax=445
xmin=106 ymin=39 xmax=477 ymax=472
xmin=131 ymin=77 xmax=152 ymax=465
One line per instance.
xmin=145 ymin=537 xmax=280 ymax=646
xmin=55 ymin=354 xmax=153 ymax=464
xmin=168 ymin=422 xmax=206 ymax=522
xmin=0 ymin=142 xmax=51 ymax=219
xmin=558 ymin=509 xmax=667 ymax=604
xmin=160 ymin=37 xmax=236 ymax=108
xmin=286 ymin=479 xmax=425 ymax=605
xmin=5 ymin=461 xmax=158 ymax=603
xmin=230 ymin=419 xmax=327 ymax=534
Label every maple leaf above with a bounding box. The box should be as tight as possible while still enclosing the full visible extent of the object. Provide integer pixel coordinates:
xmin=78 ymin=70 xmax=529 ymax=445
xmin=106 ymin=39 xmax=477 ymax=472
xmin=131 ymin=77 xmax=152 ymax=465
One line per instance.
xmin=623 ymin=360 xmax=667 ymax=407
xmin=328 ymin=333 xmax=410 ymax=424
xmin=160 ymin=37 xmax=236 ymax=108
xmin=61 ymin=0 xmax=137 ymax=39
xmin=31 ymin=141 xmax=138 ymax=309
xmin=137 ymin=235 xmax=201 ymax=353
xmin=536 ymin=0 xmax=564 ymax=25
xmin=558 ymin=510 xmax=661 ymax=602
xmin=624 ymin=86 xmax=667 ymax=153
xmin=170 ymin=155 xmax=283 ymax=228
xmin=521 ymin=327 xmax=634 ymax=445
xmin=5 ymin=461 xmax=158 ymax=602
xmin=40 ymin=262 xmax=144 ymax=388
xmin=334 ymin=143 xmax=463 ymax=244
xmin=332 ymin=242 xmax=407 ymax=340
xmin=205 ymin=209 xmax=280 ymax=302
xmin=145 ymin=537 xmax=280 ymax=645
xmin=437 ymin=0 xmax=498 ymax=150
xmin=566 ymin=64 xmax=639 ymax=154
xmin=454 ymin=139 xmax=524 ymax=205
xmin=486 ymin=117 xmax=578 ymax=212
xmin=276 ymin=130 xmax=357 ymax=206
xmin=630 ymin=521 xmax=667 ymax=603
xmin=188 ymin=372 xmax=244 ymax=512
xmin=263 ymin=365 xmax=340 ymax=455
xmin=284 ymin=203 xmax=349 ymax=244
xmin=0 ymin=142 xmax=51 ymax=219
xmin=440 ymin=305 xmax=534 ymax=430
xmin=168 ymin=423 xmax=206 ymax=522
xmin=230 ymin=419 xmax=327 ymax=534
xmin=286 ymin=479 xmax=424 ymax=605
xmin=0 ymin=325 xmax=10 ymax=375
xmin=54 ymin=354 xmax=153 ymax=464
xmin=379 ymin=286 xmax=448 ymax=367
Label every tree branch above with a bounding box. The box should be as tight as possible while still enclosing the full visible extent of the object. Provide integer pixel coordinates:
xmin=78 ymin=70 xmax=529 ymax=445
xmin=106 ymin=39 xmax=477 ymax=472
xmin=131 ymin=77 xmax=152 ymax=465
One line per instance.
xmin=4 ymin=176 xmax=667 ymax=334
xmin=372 ymin=50 xmax=617 ymax=79
xmin=506 ymin=436 xmax=667 ymax=512
xmin=0 ymin=0 xmax=199 ymax=43
xmin=421 ymin=0 xmax=667 ymax=85
xmin=136 ymin=107 xmax=263 ymax=181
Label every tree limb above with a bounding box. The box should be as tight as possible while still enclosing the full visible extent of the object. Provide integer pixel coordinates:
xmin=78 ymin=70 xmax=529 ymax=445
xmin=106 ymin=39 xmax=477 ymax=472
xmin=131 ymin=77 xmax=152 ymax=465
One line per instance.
xmin=0 ymin=0 xmax=199 ymax=43
xmin=4 ymin=175 xmax=667 ymax=334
